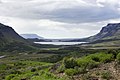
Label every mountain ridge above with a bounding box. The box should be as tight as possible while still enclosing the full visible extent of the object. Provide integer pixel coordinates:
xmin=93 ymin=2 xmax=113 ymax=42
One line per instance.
xmin=87 ymin=23 xmax=120 ymax=42
xmin=0 ymin=23 xmax=26 ymax=44
xmin=0 ymin=23 xmax=35 ymax=52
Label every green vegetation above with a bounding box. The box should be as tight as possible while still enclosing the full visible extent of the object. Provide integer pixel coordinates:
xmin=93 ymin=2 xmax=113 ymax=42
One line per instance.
xmin=1 ymin=48 xmax=120 ymax=80
xmin=56 ymin=52 xmax=115 ymax=77
xmin=65 ymin=68 xmax=78 ymax=76
xmin=117 ymin=53 xmax=120 ymax=63
xmin=0 ymin=57 xmax=67 ymax=80
xmin=0 ymin=42 xmax=36 ymax=53
xmin=101 ymin=71 xmax=112 ymax=80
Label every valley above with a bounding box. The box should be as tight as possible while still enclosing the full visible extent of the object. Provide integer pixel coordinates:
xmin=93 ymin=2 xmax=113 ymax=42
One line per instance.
xmin=0 ymin=23 xmax=120 ymax=80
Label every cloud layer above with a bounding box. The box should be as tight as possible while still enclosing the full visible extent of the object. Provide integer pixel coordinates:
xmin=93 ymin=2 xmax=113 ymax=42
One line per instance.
xmin=0 ymin=0 xmax=120 ymax=38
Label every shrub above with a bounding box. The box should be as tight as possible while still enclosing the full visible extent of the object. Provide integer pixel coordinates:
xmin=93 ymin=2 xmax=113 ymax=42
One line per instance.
xmin=76 ymin=58 xmax=90 ymax=69
xmin=116 ymin=53 xmax=120 ymax=63
xmin=107 ymin=49 xmax=118 ymax=58
xmin=60 ymin=53 xmax=114 ymax=77
xmin=101 ymin=71 xmax=112 ymax=79
xmin=57 ymin=64 xmax=65 ymax=73
xmin=82 ymin=74 xmax=91 ymax=80
xmin=63 ymin=57 xmax=77 ymax=69
xmin=91 ymin=57 xmax=100 ymax=62
xmin=86 ymin=61 xmax=99 ymax=69
xmin=65 ymin=68 xmax=78 ymax=76
xmin=76 ymin=58 xmax=99 ymax=69
xmin=87 ymin=53 xmax=114 ymax=63
xmin=10 ymin=70 xmax=21 ymax=74
xmin=31 ymin=68 xmax=37 ymax=72
xmin=5 ymin=74 xmax=15 ymax=80
xmin=74 ymin=66 xmax=86 ymax=74
xmin=100 ymin=54 xmax=114 ymax=63
xmin=0 ymin=64 xmax=7 ymax=70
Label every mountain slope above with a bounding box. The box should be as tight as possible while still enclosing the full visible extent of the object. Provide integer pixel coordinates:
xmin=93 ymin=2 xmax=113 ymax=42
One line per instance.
xmin=88 ymin=23 xmax=120 ymax=42
xmin=0 ymin=23 xmax=27 ymax=44
xmin=81 ymin=23 xmax=120 ymax=48
xmin=0 ymin=23 xmax=35 ymax=52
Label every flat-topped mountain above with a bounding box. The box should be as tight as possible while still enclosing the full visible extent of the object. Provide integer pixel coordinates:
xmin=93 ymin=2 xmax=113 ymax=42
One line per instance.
xmin=20 ymin=34 xmax=44 ymax=39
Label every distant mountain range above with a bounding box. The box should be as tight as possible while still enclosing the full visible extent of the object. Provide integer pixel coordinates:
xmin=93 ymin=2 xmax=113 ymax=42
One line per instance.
xmin=20 ymin=34 xmax=44 ymax=39
xmin=1 ymin=23 xmax=120 ymax=43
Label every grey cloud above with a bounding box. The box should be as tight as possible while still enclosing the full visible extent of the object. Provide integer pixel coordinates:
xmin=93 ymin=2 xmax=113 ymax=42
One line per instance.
xmin=0 ymin=0 xmax=120 ymax=24
xmin=50 ymin=6 xmax=120 ymax=23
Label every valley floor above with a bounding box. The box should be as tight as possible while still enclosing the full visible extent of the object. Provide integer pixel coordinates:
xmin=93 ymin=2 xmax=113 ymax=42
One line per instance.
xmin=1 ymin=48 xmax=120 ymax=80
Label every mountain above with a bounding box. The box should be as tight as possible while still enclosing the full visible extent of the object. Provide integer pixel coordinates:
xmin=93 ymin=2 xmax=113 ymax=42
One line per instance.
xmin=81 ymin=23 xmax=120 ymax=48
xmin=0 ymin=23 xmax=27 ymax=45
xmin=0 ymin=23 xmax=35 ymax=52
xmin=20 ymin=34 xmax=44 ymax=39
xmin=87 ymin=23 xmax=120 ymax=42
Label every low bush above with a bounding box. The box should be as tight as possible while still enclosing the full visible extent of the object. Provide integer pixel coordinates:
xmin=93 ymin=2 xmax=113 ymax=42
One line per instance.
xmin=86 ymin=53 xmax=114 ymax=63
xmin=60 ymin=52 xmax=114 ymax=76
xmin=5 ymin=74 xmax=16 ymax=80
xmin=101 ymin=71 xmax=112 ymax=79
xmin=31 ymin=68 xmax=37 ymax=72
xmin=74 ymin=66 xmax=86 ymax=74
xmin=65 ymin=68 xmax=78 ymax=76
xmin=106 ymin=49 xmax=118 ymax=58
xmin=77 ymin=58 xmax=99 ymax=69
xmin=57 ymin=64 xmax=65 ymax=73
xmin=63 ymin=57 xmax=77 ymax=69
xmin=116 ymin=53 xmax=120 ymax=63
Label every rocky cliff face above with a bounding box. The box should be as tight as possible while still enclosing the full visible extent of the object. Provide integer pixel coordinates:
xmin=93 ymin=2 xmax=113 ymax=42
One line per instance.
xmin=88 ymin=23 xmax=120 ymax=42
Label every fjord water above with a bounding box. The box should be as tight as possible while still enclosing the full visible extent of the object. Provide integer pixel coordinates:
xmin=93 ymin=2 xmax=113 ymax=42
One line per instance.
xmin=34 ymin=42 xmax=86 ymax=45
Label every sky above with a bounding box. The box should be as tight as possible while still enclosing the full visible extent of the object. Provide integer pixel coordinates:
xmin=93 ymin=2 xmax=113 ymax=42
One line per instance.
xmin=0 ymin=0 xmax=120 ymax=39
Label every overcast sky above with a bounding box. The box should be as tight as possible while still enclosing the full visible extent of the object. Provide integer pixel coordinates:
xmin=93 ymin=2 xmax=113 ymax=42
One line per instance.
xmin=0 ymin=0 xmax=120 ymax=39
